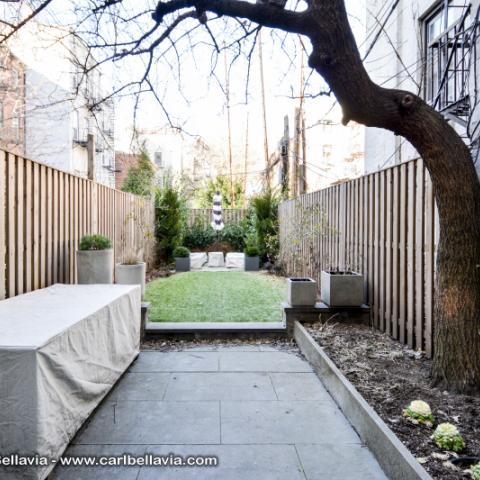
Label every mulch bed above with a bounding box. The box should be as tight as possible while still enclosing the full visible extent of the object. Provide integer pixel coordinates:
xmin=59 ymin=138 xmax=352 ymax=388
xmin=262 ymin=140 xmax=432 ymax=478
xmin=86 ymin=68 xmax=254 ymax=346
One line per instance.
xmin=306 ymin=322 xmax=480 ymax=479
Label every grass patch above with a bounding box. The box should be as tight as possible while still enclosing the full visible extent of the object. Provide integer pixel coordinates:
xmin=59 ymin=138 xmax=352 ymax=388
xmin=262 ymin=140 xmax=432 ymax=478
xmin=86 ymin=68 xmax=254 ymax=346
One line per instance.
xmin=145 ymin=271 xmax=286 ymax=322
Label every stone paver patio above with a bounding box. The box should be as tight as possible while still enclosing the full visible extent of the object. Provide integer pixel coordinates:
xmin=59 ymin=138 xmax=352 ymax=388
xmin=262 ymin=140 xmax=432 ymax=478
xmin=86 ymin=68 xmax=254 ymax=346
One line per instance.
xmin=51 ymin=346 xmax=388 ymax=479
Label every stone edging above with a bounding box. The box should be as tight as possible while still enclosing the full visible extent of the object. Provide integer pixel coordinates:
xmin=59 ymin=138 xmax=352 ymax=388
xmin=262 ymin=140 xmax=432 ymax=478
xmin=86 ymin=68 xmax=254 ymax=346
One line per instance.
xmin=294 ymin=321 xmax=432 ymax=480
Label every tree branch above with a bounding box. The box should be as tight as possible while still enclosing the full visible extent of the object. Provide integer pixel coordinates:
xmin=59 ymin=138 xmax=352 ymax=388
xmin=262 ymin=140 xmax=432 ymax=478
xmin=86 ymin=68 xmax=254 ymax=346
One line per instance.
xmin=152 ymin=0 xmax=311 ymax=35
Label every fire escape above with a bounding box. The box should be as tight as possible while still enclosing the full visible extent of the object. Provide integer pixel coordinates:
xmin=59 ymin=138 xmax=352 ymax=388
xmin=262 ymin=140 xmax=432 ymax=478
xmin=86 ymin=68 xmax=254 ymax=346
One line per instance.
xmin=428 ymin=5 xmax=480 ymax=134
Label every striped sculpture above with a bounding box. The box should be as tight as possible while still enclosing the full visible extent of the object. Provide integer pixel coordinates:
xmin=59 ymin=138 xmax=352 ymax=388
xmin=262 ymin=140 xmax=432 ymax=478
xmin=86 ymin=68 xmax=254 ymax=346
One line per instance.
xmin=211 ymin=191 xmax=225 ymax=231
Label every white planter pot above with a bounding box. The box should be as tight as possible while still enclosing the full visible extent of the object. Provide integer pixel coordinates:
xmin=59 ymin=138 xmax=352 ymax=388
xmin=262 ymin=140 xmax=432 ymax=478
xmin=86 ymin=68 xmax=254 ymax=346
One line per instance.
xmin=115 ymin=262 xmax=146 ymax=299
xmin=287 ymin=278 xmax=317 ymax=306
xmin=76 ymin=249 xmax=114 ymax=284
xmin=321 ymin=271 xmax=365 ymax=307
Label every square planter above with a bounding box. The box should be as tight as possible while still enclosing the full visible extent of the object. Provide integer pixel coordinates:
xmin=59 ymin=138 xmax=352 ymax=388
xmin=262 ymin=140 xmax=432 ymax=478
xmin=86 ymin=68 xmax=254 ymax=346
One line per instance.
xmin=321 ymin=270 xmax=365 ymax=307
xmin=244 ymin=255 xmax=260 ymax=272
xmin=287 ymin=278 xmax=317 ymax=306
xmin=175 ymin=257 xmax=190 ymax=272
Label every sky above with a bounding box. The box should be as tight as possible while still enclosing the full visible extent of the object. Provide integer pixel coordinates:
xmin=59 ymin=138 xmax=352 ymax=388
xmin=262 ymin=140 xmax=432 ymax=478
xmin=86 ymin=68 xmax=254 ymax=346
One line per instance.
xmin=13 ymin=0 xmax=367 ymax=176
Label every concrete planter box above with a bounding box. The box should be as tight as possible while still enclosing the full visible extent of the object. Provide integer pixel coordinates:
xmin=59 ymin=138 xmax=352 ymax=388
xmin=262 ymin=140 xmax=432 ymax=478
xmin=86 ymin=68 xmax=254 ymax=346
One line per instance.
xmin=244 ymin=255 xmax=260 ymax=272
xmin=321 ymin=270 xmax=365 ymax=307
xmin=175 ymin=257 xmax=190 ymax=272
xmin=115 ymin=262 xmax=146 ymax=299
xmin=287 ymin=277 xmax=317 ymax=306
xmin=76 ymin=249 xmax=114 ymax=284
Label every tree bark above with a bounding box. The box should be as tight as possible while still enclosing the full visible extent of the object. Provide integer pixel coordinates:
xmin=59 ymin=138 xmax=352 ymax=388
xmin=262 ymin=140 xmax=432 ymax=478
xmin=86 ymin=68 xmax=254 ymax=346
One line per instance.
xmin=153 ymin=0 xmax=480 ymax=392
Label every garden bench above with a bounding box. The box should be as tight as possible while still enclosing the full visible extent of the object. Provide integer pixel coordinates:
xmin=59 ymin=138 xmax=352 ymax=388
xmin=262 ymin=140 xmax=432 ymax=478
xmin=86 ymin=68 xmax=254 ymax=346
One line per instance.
xmin=0 ymin=283 xmax=141 ymax=480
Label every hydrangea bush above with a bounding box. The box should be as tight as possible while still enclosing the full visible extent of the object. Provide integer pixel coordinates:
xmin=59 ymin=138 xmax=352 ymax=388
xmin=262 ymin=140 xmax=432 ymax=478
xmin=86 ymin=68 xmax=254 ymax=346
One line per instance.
xmin=403 ymin=400 xmax=435 ymax=425
xmin=432 ymin=423 xmax=465 ymax=452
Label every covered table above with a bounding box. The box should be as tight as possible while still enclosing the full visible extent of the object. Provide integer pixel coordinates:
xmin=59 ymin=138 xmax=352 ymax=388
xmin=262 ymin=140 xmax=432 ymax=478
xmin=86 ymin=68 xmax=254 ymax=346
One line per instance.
xmin=0 ymin=284 xmax=141 ymax=480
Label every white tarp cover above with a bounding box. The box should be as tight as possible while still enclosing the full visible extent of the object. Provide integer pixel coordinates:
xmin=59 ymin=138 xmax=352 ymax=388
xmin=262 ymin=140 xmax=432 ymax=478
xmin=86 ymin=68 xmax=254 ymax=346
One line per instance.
xmin=190 ymin=252 xmax=208 ymax=270
xmin=225 ymin=253 xmax=245 ymax=269
xmin=0 ymin=284 xmax=141 ymax=480
xmin=208 ymin=252 xmax=225 ymax=267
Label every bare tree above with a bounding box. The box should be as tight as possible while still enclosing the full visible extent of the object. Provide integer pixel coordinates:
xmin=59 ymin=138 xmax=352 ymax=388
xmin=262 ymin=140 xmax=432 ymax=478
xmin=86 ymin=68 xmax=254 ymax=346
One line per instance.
xmin=2 ymin=0 xmax=480 ymax=393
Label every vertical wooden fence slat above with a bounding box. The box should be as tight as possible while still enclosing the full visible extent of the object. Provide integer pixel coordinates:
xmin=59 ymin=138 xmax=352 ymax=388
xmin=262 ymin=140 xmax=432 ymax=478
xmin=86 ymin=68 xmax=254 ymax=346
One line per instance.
xmin=46 ymin=167 xmax=53 ymax=286
xmin=16 ymin=156 xmax=24 ymax=295
xmin=373 ymin=172 xmax=381 ymax=328
xmin=7 ymin=154 xmax=16 ymax=298
xmin=41 ymin=165 xmax=47 ymax=288
xmin=368 ymin=174 xmax=374 ymax=308
xmin=385 ymin=168 xmax=392 ymax=336
xmin=52 ymin=169 xmax=59 ymax=284
xmin=399 ymin=163 xmax=407 ymax=344
xmin=0 ymin=153 xmax=6 ymax=300
xmin=424 ymin=171 xmax=435 ymax=358
xmin=415 ymin=162 xmax=425 ymax=351
xmin=391 ymin=166 xmax=400 ymax=340
xmin=58 ymin=172 xmax=65 ymax=284
xmin=25 ymin=160 xmax=32 ymax=293
xmin=406 ymin=161 xmax=416 ymax=348
xmin=33 ymin=163 xmax=40 ymax=290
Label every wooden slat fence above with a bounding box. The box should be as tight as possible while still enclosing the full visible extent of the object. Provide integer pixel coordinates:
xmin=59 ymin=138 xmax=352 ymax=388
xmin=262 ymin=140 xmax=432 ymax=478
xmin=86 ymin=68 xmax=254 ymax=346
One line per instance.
xmin=0 ymin=150 xmax=155 ymax=300
xmin=187 ymin=208 xmax=248 ymax=227
xmin=279 ymin=158 xmax=438 ymax=357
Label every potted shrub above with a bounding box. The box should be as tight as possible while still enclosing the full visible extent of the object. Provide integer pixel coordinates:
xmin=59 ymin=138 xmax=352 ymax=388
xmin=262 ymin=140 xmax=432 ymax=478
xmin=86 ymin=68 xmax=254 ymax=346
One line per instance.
xmin=321 ymin=269 xmax=365 ymax=307
xmin=244 ymin=244 xmax=260 ymax=272
xmin=174 ymin=246 xmax=191 ymax=272
xmin=77 ymin=234 xmax=114 ymax=284
xmin=287 ymin=278 xmax=317 ymax=306
xmin=115 ymin=249 xmax=146 ymax=299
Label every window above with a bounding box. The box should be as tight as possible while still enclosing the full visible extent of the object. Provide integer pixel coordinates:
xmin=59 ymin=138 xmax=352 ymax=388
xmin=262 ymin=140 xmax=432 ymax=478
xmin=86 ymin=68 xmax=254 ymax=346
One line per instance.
xmin=11 ymin=116 xmax=20 ymax=144
xmin=322 ymin=145 xmax=332 ymax=164
xmin=154 ymin=151 xmax=163 ymax=168
xmin=11 ymin=69 xmax=18 ymax=90
xmin=424 ymin=1 xmax=471 ymax=111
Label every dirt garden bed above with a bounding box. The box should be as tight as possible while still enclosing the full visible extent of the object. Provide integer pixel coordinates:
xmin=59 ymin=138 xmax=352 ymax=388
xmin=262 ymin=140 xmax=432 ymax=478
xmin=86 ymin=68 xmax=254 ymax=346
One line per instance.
xmin=306 ymin=322 xmax=480 ymax=480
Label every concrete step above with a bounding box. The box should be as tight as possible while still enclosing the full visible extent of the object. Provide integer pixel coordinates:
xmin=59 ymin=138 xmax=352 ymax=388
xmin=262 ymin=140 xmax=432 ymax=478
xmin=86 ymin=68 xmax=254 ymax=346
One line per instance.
xmin=144 ymin=321 xmax=287 ymax=339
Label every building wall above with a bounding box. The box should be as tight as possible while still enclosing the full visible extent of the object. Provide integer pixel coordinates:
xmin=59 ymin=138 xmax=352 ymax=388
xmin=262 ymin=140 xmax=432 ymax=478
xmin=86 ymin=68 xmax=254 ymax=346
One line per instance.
xmin=5 ymin=22 xmax=115 ymax=187
xmin=0 ymin=48 xmax=26 ymax=156
xmin=115 ymin=151 xmax=140 ymax=190
xmin=364 ymin=0 xmax=480 ymax=174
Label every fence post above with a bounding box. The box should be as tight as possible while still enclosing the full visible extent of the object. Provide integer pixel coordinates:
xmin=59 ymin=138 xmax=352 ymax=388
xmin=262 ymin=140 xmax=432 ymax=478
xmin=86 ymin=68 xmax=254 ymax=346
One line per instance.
xmin=87 ymin=134 xmax=95 ymax=181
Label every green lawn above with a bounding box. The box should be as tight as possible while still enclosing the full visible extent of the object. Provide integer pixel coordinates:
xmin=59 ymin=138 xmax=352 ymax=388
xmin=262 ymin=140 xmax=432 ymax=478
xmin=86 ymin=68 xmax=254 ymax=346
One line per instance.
xmin=145 ymin=271 xmax=286 ymax=322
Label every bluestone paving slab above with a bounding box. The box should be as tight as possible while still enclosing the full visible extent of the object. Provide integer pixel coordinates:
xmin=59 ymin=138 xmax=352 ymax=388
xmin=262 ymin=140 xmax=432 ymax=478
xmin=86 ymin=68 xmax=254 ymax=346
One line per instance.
xmin=49 ymin=445 xmax=146 ymax=480
xmin=52 ymin=349 xmax=387 ymax=480
xmin=270 ymin=372 xmax=334 ymax=401
xmin=296 ymin=443 xmax=388 ymax=480
xmin=164 ymin=372 xmax=277 ymax=401
xmin=74 ymin=401 xmax=220 ymax=445
xmin=108 ymin=372 xmax=170 ymax=401
xmin=137 ymin=444 xmax=306 ymax=480
xmin=130 ymin=351 xmax=220 ymax=372
xmin=221 ymin=401 xmax=360 ymax=444
xmin=219 ymin=351 xmax=313 ymax=372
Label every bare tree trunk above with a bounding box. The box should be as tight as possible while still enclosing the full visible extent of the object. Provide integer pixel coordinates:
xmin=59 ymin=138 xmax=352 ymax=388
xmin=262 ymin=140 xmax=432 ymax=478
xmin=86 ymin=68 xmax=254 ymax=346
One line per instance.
xmin=304 ymin=1 xmax=480 ymax=393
